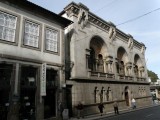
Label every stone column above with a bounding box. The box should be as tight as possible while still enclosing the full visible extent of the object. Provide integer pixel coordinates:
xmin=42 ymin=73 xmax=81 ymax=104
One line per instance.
xmin=139 ymin=66 xmax=144 ymax=78
xmin=103 ymin=59 xmax=107 ymax=73
xmin=108 ymin=62 xmax=111 ymax=73
xmin=106 ymin=61 xmax=113 ymax=73
xmin=14 ymin=63 xmax=19 ymax=95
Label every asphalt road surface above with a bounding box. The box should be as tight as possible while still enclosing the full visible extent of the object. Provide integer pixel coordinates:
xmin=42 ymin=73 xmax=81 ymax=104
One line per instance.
xmin=99 ymin=105 xmax=160 ymax=120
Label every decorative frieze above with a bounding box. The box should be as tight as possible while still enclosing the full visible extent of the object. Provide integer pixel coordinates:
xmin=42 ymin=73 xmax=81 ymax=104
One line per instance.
xmin=88 ymin=14 xmax=110 ymax=31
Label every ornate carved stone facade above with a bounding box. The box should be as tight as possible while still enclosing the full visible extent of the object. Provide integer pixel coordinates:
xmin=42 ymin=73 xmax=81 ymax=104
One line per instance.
xmin=60 ymin=2 xmax=151 ymax=117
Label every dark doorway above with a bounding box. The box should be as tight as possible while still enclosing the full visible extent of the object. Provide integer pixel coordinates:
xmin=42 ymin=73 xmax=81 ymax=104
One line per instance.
xmin=66 ymin=85 xmax=72 ymax=117
xmin=19 ymin=66 xmax=37 ymax=120
xmin=125 ymin=86 xmax=129 ymax=106
xmin=44 ymin=89 xmax=56 ymax=119
xmin=44 ymin=69 xmax=57 ymax=119
xmin=0 ymin=63 xmax=13 ymax=120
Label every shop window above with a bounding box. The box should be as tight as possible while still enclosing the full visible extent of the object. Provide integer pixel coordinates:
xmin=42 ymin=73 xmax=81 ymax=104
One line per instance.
xmin=20 ymin=66 xmax=36 ymax=87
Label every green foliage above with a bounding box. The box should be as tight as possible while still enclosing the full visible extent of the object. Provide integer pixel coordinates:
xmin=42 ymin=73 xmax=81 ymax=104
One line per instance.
xmin=147 ymin=70 xmax=159 ymax=82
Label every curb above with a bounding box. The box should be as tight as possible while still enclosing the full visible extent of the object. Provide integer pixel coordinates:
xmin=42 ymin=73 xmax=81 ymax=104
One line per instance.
xmin=70 ymin=104 xmax=160 ymax=120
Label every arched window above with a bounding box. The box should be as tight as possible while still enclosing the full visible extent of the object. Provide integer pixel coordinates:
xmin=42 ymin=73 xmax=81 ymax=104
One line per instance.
xmin=97 ymin=54 xmax=104 ymax=72
xmin=134 ymin=54 xmax=143 ymax=78
xmin=88 ymin=47 xmax=96 ymax=71
xmin=117 ymin=47 xmax=128 ymax=76
xmin=88 ymin=36 xmax=107 ymax=73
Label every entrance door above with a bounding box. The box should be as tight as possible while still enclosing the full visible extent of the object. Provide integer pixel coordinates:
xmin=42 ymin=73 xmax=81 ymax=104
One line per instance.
xmin=0 ymin=64 xmax=12 ymax=120
xmin=125 ymin=92 xmax=129 ymax=106
xmin=44 ymin=89 xmax=56 ymax=119
xmin=19 ymin=66 xmax=37 ymax=120
xmin=125 ymin=86 xmax=129 ymax=106
xmin=66 ymin=85 xmax=72 ymax=117
xmin=44 ymin=69 xmax=57 ymax=119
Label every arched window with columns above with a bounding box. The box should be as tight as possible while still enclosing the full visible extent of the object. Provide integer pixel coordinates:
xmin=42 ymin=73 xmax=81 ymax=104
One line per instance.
xmin=116 ymin=47 xmax=129 ymax=79
xmin=134 ymin=54 xmax=144 ymax=80
xmin=88 ymin=36 xmax=108 ymax=73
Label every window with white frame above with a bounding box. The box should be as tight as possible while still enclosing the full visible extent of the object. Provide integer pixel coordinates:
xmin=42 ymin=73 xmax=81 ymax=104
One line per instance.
xmin=45 ymin=28 xmax=58 ymax=52
xmin=0 ymin=11 xmax=17 ymax=42
xmin=24 ymin=20 xmax=39 ymax=48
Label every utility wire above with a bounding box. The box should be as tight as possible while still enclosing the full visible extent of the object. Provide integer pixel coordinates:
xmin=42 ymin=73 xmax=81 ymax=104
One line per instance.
xmin=94 ymin=0 xmax=120 ymax=13
xmin=117 ymin=7 xmax=160 ymax=26
xmin=70 ymin=7 xmax=160 ymax=43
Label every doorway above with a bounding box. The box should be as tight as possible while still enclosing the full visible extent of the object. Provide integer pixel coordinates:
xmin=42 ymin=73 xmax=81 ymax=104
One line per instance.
xmin=44 ymin=69 xmax=57 ymax=119
xmin=0 ymin=63 xmax=13 ymax=120
xmin=125 ymin=86 xmax=129 ymax=106
xmin=66 ymin=85 xmax=72 ymax=117
xmin=19 ymin=66 xmax=37 ymax=120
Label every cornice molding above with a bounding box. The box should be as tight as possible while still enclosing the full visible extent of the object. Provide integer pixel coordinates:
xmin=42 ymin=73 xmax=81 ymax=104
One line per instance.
xmin=61 ymin=2 xmax=146 ymax=51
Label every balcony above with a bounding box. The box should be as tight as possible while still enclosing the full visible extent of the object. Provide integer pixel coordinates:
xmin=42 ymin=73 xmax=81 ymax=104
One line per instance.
xmin=89 ymin=71 xmax=115 ymax=79
xmin=118 ymin=74 xmax=134 ymax=81
xmin=136 ymin=77 xmax=146 ymax=82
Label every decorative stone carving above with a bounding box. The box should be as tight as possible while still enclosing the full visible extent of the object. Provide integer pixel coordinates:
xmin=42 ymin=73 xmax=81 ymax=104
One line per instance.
xmin=126 ymin=62 xmax=132 ymax=76
xmin=108 ymin=27 xmax=116 ymax=43
xmin=141 ymin=45 xmax=145 ymax=54
xmin=94 ymin=86 xmax=100 ymax=103
xmin=139 ymin=66 xmax=144 ymax=77
xmin=77 ymin=8 xmax=88 ymax=29
xmin=139 ymin=66 xmax=144 ymax=72
xmin=105 ymin=56 xmax=113 ymax=73
xmin=134 ymin=65 xmax=139 ymax=77
xmin=66 ymin=6 xmax=79 ymax=17
xmin=128 ymin=36 xmax=134 ymax=50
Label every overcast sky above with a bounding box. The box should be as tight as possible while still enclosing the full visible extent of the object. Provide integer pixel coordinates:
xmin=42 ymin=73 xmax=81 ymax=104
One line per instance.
xmin=28 ymin=0 xmax=160 ymax=79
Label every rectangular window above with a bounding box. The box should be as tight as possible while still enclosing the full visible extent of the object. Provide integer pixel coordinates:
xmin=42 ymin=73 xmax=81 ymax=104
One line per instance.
xmin=45 ymin=28 xmax=58 ymax=52
xmin=24 ymin=20 xmax=39 ymax=48
xmin=0 ymin=11 xmax=17 ymax=42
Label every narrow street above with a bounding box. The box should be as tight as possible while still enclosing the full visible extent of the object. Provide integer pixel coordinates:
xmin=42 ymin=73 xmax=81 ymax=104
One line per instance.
xmin=99 ymin=105 xmax=160 ymax=120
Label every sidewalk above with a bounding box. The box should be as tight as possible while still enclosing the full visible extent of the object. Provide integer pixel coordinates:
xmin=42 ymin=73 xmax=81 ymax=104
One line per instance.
xmin=70 ymin=104 xmax=160 ymax=120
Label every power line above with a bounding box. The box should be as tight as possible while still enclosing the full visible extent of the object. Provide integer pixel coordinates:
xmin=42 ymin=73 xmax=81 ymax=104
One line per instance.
xmin=117 ymin=7 xmax=160 ymax=26
xmin=70 ymin=7 xmax=160 ymax=43
xmin=94 ymin=0 xmax=120 ymax=13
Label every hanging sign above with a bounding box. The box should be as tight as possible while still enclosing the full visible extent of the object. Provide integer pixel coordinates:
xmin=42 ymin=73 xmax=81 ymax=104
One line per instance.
xmin=40 ymin=63 xmax=46 ymax=96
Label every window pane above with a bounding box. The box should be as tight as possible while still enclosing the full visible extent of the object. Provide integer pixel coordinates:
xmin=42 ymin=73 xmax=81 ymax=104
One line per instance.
xmin=45 ymin=29 xmax=58 ymax=52
xmin=0 ymin=14 xmax=5 ymax=26
xmin=0 ymin=12 xmax=16 ymax=42
xmin=24 ymin=21 xmax=39 ymax=48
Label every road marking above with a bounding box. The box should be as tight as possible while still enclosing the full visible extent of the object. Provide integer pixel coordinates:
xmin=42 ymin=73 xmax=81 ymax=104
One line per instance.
xmin=146 ymin=114 xmax=153 ymax=117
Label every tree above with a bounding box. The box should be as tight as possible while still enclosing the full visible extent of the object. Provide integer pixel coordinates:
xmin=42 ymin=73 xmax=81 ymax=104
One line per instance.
xmin=147 ymin=70 xmax=159 ymax=82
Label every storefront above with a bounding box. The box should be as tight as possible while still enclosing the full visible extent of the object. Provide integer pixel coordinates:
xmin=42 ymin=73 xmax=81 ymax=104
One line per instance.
xmin=0 ymin=60 xmax=60 ymax=120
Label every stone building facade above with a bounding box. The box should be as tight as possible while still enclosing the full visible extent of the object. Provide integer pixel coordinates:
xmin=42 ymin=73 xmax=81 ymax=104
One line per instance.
xmin=60 ymin=2 xmax=152 ymax=117
xmin=0 ymin=0 xmax=72 ymax=120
